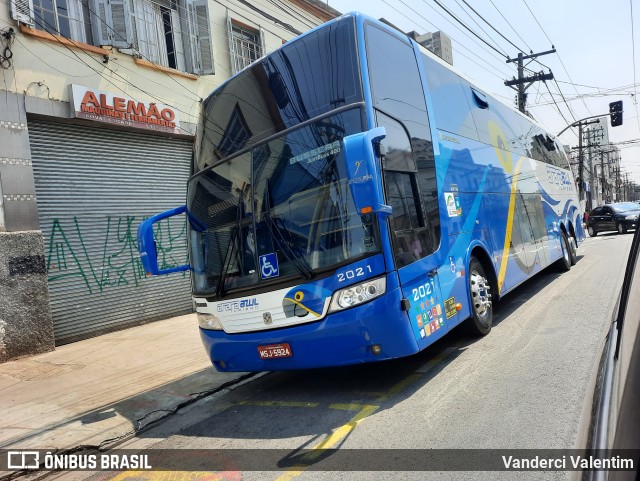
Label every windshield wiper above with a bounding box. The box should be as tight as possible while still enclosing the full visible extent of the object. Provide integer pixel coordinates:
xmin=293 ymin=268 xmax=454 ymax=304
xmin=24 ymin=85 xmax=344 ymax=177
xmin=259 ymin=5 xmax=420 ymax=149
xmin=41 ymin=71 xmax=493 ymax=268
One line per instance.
xmin=262 ymin=210 xmax=313 ymax=280
xmin=262 ymin=183 xmax=313 ymax=280
xmin=214 ymin=196 xmax=244 ymax=299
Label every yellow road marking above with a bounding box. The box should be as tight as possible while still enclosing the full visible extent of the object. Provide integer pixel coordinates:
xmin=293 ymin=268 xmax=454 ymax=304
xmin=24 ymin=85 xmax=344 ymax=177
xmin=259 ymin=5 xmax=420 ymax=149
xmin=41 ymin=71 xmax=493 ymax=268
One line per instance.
xmin=415 ymin=347 xmax=458 ymax=373
xmin=328 ymin=403 xmax=373 ymax=411
xmin=374 ymin=373 xmax=421 ymax=401
xmin=238 ymin=400 xmax=319 ymax=408
xmin=274 ymin=404 xmax=379 ymax=481
xmin=106 ymin=470 xmax=238 ymax=481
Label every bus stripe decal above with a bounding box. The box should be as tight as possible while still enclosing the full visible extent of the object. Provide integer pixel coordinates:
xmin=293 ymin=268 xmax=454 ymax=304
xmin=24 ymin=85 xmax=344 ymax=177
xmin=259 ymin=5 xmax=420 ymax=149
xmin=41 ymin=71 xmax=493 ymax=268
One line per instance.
xmin=497 ymin=157 xmax=526 ymax=293
xmin=439 ymin=166 xmax=490 ymax=301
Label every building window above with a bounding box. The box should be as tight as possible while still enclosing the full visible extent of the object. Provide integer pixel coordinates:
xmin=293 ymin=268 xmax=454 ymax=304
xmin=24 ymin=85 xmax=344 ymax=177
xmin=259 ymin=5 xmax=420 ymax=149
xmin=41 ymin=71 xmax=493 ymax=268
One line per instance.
xmin=228 ymin=19 xmax=262 ymax=73
xmin=31 ymin=0 xmax=88 ymax=42
xmin=89 ymin=0 xmax=214 ymax=75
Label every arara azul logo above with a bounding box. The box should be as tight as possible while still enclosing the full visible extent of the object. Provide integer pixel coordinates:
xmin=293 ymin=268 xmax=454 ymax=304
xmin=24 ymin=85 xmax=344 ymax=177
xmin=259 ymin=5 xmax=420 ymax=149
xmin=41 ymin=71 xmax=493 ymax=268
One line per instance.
xmin=282 ymin=285 xmax=331 ymax=318
xmin=217 ymin=298 xmax=259 ymax=313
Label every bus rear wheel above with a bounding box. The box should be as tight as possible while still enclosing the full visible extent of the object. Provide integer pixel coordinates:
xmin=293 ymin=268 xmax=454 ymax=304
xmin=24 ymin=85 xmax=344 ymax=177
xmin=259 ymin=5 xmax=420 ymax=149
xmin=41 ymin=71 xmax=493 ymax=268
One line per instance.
xmin=556 ymin=231 xmax=572 ymax=272
xmin=467 ymin=257 xmax=493 ymax=336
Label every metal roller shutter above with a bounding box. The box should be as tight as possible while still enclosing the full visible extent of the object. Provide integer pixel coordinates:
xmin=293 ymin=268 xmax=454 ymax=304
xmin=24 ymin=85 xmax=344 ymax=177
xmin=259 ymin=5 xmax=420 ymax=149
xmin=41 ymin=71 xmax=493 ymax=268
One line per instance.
xmin=29 ymin=119 xmax=194 ymax=344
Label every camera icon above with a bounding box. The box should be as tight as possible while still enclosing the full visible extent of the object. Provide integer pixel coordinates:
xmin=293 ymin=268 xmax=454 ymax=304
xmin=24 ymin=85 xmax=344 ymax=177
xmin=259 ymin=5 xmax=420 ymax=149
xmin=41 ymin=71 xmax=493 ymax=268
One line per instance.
xmin=7 ymin=451 xmax=40 ymax=469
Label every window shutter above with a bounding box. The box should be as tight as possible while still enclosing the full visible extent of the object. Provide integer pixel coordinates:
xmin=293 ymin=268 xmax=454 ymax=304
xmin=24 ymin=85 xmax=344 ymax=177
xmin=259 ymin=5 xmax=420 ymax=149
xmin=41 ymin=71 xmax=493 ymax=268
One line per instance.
xmin=132 ymin=0 xmax=162 ymax=63
xmin=182 ymin=0 xmax=199 ymax=74
xmin=193 ymin=0 xmax=213 ymax=74
xmin=90 ymin=0 xmax=112 ymax=45
xmin=90 ymin=0 xmax=133 ymax=47
xmin=226 ymin=9 xmax=238 ymax=73
xmin=9 ymin=0 xmax=34 ymax=25
xmin=109 ymin=0 xmax=133 ymax=48
xmin=259 ymin=25 xmax=265 ymax=57
xmin=170 ymin=9 xmax=186 ymax=71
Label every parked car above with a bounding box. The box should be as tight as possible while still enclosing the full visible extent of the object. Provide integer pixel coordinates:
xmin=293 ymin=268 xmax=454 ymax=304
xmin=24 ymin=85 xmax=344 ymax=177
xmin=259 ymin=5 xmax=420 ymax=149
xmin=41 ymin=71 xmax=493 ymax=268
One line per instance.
xmin=587 ymin=202 xmax=640 ymax=236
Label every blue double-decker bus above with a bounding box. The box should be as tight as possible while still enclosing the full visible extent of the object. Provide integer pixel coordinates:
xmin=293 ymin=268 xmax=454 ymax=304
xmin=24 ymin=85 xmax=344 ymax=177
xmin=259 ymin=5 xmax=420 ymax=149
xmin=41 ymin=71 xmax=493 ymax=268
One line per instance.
xmin=138 ymin=12 xmax=585 ymax=372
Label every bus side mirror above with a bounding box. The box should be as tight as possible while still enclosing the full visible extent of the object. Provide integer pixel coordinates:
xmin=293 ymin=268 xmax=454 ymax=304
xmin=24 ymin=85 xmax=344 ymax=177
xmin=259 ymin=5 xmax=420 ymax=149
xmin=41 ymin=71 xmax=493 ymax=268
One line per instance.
xmin=137 ymin=205 xmax=191 ymax=276
xmin=343 ymin=127 xmax=392 ymax=216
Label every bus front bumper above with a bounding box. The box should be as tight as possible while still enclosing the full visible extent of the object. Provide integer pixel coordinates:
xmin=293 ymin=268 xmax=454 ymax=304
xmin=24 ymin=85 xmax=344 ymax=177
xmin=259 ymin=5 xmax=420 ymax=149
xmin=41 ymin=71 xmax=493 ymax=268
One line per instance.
xmin=199 ymin=287 xmax=419 ymax=372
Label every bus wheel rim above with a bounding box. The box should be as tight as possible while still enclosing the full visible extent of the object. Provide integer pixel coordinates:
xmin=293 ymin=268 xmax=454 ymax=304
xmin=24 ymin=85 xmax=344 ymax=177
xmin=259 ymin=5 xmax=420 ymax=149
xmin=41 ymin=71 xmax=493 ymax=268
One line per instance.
xmin=470 ymin=269 xmax=491 ymax=319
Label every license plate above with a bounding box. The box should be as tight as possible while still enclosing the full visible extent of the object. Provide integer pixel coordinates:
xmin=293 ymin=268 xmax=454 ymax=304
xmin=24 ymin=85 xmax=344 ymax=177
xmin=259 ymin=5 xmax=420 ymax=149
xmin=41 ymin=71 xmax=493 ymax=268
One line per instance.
xmin=257 ymin=343 xmax=292 ymax=359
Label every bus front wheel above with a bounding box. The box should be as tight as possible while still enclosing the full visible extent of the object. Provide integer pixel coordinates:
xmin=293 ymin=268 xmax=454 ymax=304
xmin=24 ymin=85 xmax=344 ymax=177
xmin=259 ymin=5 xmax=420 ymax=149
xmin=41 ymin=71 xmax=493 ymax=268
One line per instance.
xmin=467 ymin=257 xmax=493 ymax=336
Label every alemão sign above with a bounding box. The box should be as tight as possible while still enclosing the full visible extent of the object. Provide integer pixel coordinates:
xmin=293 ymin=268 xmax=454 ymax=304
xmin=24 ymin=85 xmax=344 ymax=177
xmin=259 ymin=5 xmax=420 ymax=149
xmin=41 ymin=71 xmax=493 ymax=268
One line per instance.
xmin=69 ymin=84 xmax=180 ymax=133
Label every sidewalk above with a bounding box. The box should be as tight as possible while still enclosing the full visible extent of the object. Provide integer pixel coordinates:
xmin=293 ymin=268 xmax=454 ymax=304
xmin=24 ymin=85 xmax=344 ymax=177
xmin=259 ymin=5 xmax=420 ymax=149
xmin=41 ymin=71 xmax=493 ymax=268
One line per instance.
xmin=0 ymin=314 xmax=252 ymax=451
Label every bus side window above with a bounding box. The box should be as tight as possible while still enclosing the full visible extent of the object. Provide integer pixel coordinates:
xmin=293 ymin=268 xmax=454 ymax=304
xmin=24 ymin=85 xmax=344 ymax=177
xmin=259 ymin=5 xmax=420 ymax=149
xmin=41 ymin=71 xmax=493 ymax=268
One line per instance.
xmin=366 ymin=23 xmax=440 ymax=268
xmin=421 ymin=54 xmax=479 ymax=142
xmin=377 ymin=112 xmax=437 ymax=267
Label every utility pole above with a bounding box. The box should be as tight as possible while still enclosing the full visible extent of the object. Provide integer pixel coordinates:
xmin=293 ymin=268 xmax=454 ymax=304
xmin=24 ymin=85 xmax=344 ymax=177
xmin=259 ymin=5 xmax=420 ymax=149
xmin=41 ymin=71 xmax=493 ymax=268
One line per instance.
xmin=626 ymin=173 xmax=630 ymax=201
xmin=600 ymin=150 xmax=606 ymax=203
xmin=571 ymin=119 xmax=601 ymax=210
xmin=578 ymin=123 xmax=584 ymax=202
xmin=505 ymin=49 xmax=556 ymax=114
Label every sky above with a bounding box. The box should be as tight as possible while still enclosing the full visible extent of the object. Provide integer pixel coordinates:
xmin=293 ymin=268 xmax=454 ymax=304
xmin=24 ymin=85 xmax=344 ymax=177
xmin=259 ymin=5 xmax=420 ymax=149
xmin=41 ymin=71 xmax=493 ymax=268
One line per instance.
xmin=325 ymin=0 xmax=640 ymax=186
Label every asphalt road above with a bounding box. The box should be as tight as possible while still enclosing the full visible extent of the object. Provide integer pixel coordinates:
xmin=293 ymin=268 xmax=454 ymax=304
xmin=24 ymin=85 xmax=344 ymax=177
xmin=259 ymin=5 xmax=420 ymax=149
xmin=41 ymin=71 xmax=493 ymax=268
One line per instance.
xmin=54 ymin=232 xmax=634 ymax=481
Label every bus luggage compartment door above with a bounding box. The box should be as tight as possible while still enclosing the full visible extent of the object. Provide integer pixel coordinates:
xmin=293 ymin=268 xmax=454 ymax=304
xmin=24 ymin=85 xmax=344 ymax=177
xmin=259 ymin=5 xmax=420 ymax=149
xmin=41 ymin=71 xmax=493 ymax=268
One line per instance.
xmin=398 ymin=261 xmax=449 ymax=348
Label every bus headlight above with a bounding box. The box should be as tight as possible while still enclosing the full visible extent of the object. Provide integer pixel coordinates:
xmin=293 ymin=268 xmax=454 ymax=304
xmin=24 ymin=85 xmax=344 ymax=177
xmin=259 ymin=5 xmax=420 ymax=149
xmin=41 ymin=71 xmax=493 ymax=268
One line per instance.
xmin=328 ymin=277 xmax=386 ymax=313
xmin=197 ymin=313 xmax=223 ymax=330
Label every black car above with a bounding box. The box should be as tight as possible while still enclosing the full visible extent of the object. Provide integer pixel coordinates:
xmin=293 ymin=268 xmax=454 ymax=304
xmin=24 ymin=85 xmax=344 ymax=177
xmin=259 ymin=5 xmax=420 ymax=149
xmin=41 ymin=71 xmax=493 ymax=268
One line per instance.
xmin=587 ymin=202 xmax=640 ymax=236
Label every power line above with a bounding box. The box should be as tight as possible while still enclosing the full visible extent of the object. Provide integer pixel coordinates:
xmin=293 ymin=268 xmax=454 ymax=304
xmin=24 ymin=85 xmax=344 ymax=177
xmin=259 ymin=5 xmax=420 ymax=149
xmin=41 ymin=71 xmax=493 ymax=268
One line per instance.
xmin=630 ymin=0 xmax=640 ymax=132
xmin=409 ymin=0 xmax=513 ymax=74
xmin=430 ymin=0 xmax=507 ymax=59
xmin=459 ymin=0 xmax=525 ymax=54
xmin=542 ymin=79 xmax=573 ymax=133
xmin=487 ymin=0 xmax=531 ymax=52
xmin=521 ymin=0 xmax=553 ymax=45
xmin=452 ymin=0 xmax=508 ymax=56
xmin=19 ymin=14 xmax=200 ymax=134
xmin=384 ymin=0 xmax=513 ymax=81
xmin=552 ymin=78 xmax=578 ymax=122
xmin=520 ymin=0 xmax=592 ymax=116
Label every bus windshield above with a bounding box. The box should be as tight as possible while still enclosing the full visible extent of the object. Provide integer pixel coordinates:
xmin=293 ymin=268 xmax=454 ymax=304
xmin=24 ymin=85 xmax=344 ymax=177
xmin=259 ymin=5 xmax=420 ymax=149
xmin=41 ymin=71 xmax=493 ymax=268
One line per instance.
xmin=187 ymin=108 xmax=380 ymax=297
xmin=186 ymin=16 xmax=371 ymax=297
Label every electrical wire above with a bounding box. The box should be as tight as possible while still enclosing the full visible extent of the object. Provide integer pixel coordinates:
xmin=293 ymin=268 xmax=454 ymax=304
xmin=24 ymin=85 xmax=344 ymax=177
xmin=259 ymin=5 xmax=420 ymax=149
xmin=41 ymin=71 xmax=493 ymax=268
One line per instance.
xmin=389 ymin=0 xmax=514 ymax=79
xmin=519 ymin=0 xmax=592 ymax=116
xmin=383 ymin=0 xmax=512 ymax=83
xmin=406 ymin=0 xmax=514 ymax=74
xmin=458 ymin=0 xmax=525 ymax=54
xmin=23 ymin=13 xmax=200 ymax=134
xmin=430 ymin=0 xmax=507 ymax=59
xmin=542 ymin=80 xmax=575 ymax=136
xmin=0 ymin=26 xmax=14 ymax=69
xmin=552 ymin=78 xmax=578 ymax=122
xmin=630 ymin=0 xmax=640 ymax=132
xmin=521 ymin=0 xmax=553 ymax=46
xmin=451 ymin=0 xmax=507 ymax=57
xmin=487 ymin=0 xmax=531 ymax=52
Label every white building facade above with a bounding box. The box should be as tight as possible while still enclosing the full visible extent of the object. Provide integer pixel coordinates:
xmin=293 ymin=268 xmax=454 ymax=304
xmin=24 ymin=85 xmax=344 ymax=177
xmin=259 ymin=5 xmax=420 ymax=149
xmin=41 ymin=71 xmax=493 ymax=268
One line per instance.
xmin=0 ymin=0 xmax=338 ymax=359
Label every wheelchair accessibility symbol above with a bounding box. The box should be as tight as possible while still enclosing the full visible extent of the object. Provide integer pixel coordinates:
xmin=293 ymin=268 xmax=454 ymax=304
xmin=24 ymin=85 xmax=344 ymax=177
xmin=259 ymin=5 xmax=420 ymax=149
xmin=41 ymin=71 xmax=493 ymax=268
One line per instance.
xmin=260 ymin=253 xmax=279 ymax=279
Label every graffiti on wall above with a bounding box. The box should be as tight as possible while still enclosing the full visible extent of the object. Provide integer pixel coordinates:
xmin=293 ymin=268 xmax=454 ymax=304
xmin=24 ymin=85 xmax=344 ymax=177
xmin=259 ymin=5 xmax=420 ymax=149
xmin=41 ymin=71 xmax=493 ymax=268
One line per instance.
xmin=45 ymin=215 xmax=188 ymax=294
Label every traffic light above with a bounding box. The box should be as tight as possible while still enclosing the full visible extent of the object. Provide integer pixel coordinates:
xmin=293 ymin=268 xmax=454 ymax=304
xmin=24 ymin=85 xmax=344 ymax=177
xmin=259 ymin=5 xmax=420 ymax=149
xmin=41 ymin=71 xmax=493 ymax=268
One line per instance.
xmin=610 ymin=100 xmax=623 ymax=127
